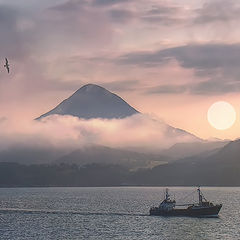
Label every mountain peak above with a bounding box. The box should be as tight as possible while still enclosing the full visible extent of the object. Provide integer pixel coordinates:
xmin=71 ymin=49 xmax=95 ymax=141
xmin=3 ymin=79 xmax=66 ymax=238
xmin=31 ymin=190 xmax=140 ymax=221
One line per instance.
xmin=37 ymin=83 xmax=139 ymax=120
xmin=73 ymin=84 xmax=112 ymax=97
xmin=77 ymin=84 xmax=107 ymax=93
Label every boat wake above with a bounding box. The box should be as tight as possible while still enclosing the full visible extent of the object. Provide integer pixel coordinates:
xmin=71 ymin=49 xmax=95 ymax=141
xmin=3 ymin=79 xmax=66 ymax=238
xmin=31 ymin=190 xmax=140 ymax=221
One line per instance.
xmin=0 ymin=208 xmax=148 ymax=217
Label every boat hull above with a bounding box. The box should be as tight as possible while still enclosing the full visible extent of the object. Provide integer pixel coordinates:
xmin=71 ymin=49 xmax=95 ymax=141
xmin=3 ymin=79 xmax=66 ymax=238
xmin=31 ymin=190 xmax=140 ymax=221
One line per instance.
xmin=150 ymin=204 xmax=222 ymax=217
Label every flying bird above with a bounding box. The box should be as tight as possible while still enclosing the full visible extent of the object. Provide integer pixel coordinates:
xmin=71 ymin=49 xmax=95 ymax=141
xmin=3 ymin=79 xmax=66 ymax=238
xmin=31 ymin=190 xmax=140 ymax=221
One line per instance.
xmin=4 ymin=58 xmax=9 ymax=73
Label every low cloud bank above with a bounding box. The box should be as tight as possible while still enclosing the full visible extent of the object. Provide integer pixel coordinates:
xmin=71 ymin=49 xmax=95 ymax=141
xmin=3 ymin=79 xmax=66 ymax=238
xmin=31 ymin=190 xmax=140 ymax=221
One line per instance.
xmin=0 ymin=114 xmax=198 ymax=153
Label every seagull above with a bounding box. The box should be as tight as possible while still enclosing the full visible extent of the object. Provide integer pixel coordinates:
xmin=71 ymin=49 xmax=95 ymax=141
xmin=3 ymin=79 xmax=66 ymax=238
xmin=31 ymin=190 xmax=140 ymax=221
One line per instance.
xmin=4 ymin=58 xmax=9 ymax=73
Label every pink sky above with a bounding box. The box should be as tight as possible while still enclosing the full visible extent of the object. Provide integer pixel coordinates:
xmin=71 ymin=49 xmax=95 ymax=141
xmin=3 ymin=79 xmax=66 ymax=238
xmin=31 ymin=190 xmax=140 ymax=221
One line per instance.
xmin=0 ymin=0 xmax=240 ymax=140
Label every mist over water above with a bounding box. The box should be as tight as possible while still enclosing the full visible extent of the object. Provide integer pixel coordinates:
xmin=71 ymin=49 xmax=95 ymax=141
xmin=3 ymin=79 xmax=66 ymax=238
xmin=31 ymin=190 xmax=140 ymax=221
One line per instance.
xmin=0 ymin=187 xmax=239 ymax=240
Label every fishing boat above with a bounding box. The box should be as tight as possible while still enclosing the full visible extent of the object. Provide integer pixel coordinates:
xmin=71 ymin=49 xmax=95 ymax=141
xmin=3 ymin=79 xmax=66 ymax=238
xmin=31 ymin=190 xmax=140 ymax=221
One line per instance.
xmin=150 ymin=187 xmax=222 ymax=217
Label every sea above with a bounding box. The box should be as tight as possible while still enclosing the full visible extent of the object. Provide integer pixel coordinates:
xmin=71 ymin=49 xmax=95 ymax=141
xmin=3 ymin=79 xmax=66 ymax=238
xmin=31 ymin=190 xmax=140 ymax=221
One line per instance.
xmin=0 ymin=187 xmax=239 ymax=240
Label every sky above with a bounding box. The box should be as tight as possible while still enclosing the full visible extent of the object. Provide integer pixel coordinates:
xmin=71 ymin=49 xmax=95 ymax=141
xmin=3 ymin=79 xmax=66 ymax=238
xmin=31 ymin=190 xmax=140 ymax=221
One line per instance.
xmin=0 ymin=0 xmax=240 ymax=140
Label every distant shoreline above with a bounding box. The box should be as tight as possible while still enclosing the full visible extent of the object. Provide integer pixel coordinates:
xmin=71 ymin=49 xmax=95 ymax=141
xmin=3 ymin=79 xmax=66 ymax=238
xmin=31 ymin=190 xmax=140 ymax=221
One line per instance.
xmin=0 ymin=161 xmax=239 ymax=187
xmin=1 ymin=185 xmax=239 ymax=188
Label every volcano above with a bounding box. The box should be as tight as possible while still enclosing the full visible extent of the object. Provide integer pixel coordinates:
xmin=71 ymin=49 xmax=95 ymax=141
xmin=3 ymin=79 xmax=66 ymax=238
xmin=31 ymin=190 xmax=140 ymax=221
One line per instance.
xmin=37 ymin=84 xmax=139 ymax=119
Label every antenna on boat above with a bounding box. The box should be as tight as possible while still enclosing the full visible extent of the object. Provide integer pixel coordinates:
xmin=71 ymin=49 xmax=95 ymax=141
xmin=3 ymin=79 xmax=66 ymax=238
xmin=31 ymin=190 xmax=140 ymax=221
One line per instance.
xmin=166 ymin=188 xmax=170 ymax=200
xmin=197 ymin=186 xmax=208 ymax=205
xmin=197 ymin=186 xmax=202 ymax=205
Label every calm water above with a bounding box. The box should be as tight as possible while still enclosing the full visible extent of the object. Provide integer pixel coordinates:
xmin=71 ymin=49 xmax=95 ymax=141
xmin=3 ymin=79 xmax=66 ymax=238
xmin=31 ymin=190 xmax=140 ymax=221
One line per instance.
xmin=0 ymin=187 xmax=239 ymax=240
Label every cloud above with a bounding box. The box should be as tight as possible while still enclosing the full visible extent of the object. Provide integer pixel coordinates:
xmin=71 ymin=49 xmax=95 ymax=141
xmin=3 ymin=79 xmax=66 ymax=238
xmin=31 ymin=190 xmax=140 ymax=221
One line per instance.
xmin=92 ymin=0 xmax=131 ymax=7
xmin=1 ymin=0 xmax=240 ymax=132
xmin=141 ymin=4 xmax=187 ymax=26
xmin=45 ymin=0 xmax=114 ymax=48
xmin=0 ymin=0 xmax=115 ymax=104
xmin=108 ymin=9 xmax=135 ymax=23
xmin=117 ymin=44 xmax=240 ymax=70
xmin=0 ymin=4 xmax=31 ymax=59
xmin=117 ymin=43 xmax=240 ymax=95
xmin=191 ymin=79 xmax=240 ymax=95
xmin=91 ymin=0 xmax=191 ymax=26
xmin=194 ymin=0 xmax=240 ymax=24
xmin=146 ymin=80 xmax=240 ymax=96
xmin=2 ymin=0 xmax=233 ymax=104
xmin=147 ymin=84 xmax=187 ymax=94
xmin=101 ymin=80 xmax=139 ymax=92
xmin=0 ymin=114 xmax=198 ymax=154
xmin=49 ymin=0 xmax=87 ymax=11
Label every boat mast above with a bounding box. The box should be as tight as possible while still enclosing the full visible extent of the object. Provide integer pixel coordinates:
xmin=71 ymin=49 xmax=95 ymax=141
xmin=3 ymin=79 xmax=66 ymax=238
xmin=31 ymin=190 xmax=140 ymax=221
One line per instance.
xmin=197 ymin=187 xmax=203 ymax=205
xmin=165 ymin=188 xmax=170 ymax=200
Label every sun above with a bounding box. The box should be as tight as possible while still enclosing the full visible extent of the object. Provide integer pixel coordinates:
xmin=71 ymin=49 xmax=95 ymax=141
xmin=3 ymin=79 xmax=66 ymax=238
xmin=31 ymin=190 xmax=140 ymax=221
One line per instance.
xmin=207 ymin=101 xmax=236 ymax=130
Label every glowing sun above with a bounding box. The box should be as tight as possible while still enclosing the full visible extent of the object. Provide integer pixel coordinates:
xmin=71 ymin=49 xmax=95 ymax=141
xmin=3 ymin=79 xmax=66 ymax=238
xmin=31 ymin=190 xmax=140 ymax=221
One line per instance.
xmin=207 ymin=101 xmax=236 ymax=130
